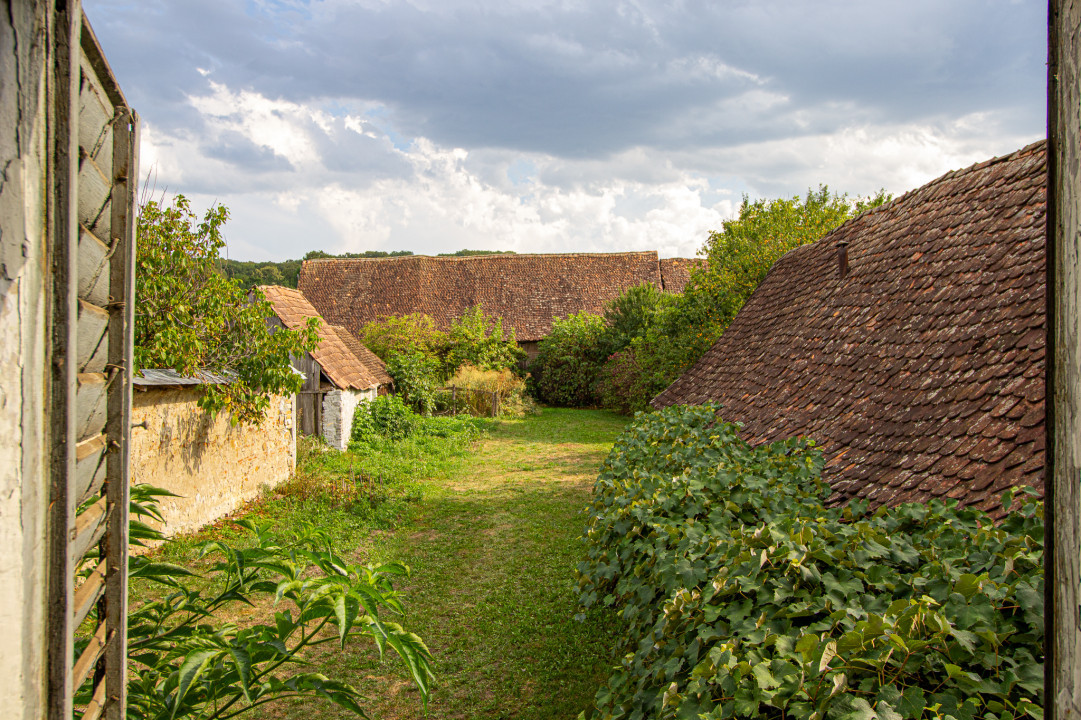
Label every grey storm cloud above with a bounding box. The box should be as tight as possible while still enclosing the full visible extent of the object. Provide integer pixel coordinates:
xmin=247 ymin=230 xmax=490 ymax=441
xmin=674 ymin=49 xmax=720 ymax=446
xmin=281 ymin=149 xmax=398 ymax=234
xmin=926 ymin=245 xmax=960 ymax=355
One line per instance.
xmin=203 ymin=130 xmax=296 ymax=172
xmin=83 ymin=0 xmax=1045 ymax=160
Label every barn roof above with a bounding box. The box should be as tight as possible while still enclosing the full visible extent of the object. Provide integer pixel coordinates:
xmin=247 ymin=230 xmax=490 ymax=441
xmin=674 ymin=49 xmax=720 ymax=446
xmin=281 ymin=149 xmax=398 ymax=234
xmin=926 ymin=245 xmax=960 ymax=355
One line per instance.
xmin=297 ymin=251 xmax=698 ymax=342
xmin=258 ymin=285 xmax=387 ymax=391
xmin=659 ymin=257 xmax=706 ymax=294
xmin=653 ymin=141 xmax=1047 ymax=515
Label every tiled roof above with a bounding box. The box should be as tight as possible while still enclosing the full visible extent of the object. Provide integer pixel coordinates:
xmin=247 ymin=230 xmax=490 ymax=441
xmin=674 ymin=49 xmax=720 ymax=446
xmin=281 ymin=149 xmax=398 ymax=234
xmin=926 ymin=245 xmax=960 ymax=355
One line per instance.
xmin=331 ymin=324 xmax=393 ymax=387
xmin=653 ymin=141 xmax=1046 ymax=515
xmin=659 ymin=257 xmax=706 ymax=293
xmin=258 ymin=285 xmax=384 ymax=391
xmin=297 ymin=252 xmax=696 ymax=342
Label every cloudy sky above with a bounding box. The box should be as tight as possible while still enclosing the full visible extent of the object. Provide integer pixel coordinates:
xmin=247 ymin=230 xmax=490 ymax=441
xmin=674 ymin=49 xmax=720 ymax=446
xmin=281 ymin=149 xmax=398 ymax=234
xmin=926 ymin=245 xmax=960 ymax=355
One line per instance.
xmin=83 ymin=0 xmax=1046 ymax=261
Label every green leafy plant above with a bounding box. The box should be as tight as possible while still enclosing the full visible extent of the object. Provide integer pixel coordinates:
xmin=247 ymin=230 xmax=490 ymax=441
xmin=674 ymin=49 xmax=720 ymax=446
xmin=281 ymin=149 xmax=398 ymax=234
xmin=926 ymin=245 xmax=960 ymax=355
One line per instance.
xmin=360 ymin=313 xmax=448 ymax=362
xmin=443 ymin=305 xmax=525 ymax=376
xmin=385 ymin=351 xmax=442 ymax=415
xmin=351 ymin=394 xmax=420 ymax=442
xmin=578 ymin=404 xmax=1043 ymax=720
xmin=123 ymin=502 xmax=433 ymax=720
xmin=528 ymin=311 xmax=608 ymax=407
xmin=135 ymin=195 xmax=319 ymax=424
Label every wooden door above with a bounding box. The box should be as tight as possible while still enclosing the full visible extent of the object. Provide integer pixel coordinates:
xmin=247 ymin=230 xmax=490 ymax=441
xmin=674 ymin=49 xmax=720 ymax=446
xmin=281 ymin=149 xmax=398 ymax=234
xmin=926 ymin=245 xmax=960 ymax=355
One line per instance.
xmin=46 ymin=5 xmax=139 ymax=719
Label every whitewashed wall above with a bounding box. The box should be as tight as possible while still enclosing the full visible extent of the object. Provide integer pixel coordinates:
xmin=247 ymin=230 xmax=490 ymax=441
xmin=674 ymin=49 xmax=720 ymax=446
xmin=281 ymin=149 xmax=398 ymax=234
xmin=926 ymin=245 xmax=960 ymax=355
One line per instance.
xmin=322 ymin=387 xmax=376 ymax=451
xmin=0 ymin=3 xmax=51 ymax=715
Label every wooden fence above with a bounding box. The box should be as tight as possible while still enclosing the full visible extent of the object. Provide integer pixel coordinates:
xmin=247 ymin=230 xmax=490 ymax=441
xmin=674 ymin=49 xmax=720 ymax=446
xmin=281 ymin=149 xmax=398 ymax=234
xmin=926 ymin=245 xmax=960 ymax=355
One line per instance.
xmin=46 ymin=6 xmax=139 ymax=719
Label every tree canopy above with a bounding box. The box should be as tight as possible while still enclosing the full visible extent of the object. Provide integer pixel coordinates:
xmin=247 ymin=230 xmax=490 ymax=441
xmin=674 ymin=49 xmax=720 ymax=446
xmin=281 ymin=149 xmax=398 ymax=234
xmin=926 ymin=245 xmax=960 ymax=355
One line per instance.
xmin=134 ymin=196 xmax=319 ymax=424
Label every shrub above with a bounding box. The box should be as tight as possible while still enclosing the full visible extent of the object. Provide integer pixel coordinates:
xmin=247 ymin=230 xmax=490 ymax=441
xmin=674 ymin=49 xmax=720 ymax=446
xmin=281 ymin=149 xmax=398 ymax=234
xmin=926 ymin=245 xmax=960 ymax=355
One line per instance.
xmin=443 ymin=305 xmax=525 ymax=375
xmin=578 ymin=404 xmax=1043 ymax=720
xmin=446 ymin=364 xmax=535 ymax=417
xmin=385 ymin=351 xmax=442 ymax=415
xmin=595 ymin=348 xmax=656 ymax=415
xmin=352 ymin=394 xmax=419 ymax=442
xmin=361 ymin=313 xmax=448 ymax=361
xmin=528 ymin=312 xmax=608 ymax=407
xmin=599 ymin=282 xmax=676 ymax=358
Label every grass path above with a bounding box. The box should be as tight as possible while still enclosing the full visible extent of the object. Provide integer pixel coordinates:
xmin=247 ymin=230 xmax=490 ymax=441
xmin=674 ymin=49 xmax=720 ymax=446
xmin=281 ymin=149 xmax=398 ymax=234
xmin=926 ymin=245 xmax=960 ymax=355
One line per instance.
xmin=269 ymin=408 xmax=628 ymax=720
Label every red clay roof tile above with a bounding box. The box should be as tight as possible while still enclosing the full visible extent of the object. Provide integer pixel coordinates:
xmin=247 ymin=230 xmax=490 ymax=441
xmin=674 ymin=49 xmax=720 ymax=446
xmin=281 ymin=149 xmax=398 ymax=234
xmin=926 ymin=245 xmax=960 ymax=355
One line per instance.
xmin=652 ymin=141 xmax=1046 ymax=516
xmin=296 ymin=252 xmax=700 ymax=342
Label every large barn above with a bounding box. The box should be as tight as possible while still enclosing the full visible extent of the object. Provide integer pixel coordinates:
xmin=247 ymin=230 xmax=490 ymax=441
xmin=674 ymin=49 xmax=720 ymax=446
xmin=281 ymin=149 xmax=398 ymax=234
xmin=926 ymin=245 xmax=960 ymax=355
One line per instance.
xmin=654 ymin=142 xmax=1047 ymax=515
xmin=297 ymin=251 xmax=703 ymax=360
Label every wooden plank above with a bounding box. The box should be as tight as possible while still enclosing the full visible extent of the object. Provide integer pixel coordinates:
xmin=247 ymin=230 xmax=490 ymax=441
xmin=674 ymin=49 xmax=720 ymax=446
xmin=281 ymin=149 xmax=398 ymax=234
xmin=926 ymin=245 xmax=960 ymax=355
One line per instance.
xmin=78 ymin=58 xmax=114 ymax=166
xmin=72 ymin=624 xmax=109 ymax=692
xmin=71 ymin=496 xmax=109 ymax=564
xmin=1047 ymin=0 xmax=1081 ymax=716
xmin=75 ymin=434 xmax=108 ymax=505
xmin=80 ymin=679 xmax=108 ymax=720
xmin=72 ymin=560 xmax=107 ymax=629
xmin=76 ymin=372 xmax=108 ymax=440
xmin=78 ymin=225 xmax=111 ymax=307
xmin=77 ymin=153 xmax=111 ymax=234
xmin=77 ymin=298 xmax=109 ymax=373
xmin=102 ymin=103 xmax=138 ymax=720
xmin=48 ymin=2 xmax=85 ymax=717
xmin=80 ymin=11 xmax=127 ymax=108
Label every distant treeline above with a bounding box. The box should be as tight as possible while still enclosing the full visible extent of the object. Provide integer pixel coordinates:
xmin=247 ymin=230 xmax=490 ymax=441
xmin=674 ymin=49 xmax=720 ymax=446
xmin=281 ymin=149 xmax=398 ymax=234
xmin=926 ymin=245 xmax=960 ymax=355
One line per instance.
xmin=221 ymin=249 xmax=515 ymax=290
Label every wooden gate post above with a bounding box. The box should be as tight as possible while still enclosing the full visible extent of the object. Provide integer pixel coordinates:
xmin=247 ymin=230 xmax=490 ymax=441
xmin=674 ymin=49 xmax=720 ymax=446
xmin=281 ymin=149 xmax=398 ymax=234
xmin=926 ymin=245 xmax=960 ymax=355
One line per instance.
xmin=1047 ymin=0 xmax=1081 ymax=716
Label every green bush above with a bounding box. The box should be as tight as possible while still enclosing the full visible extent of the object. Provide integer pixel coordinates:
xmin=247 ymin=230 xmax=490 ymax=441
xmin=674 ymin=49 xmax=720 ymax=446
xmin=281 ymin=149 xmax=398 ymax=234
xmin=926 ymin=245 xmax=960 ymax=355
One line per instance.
xmin=361 ymin=313 xmax=448 ymax=361
xmin=595 ymin=348 xmax=656 ymax=415
xmin=385 ymin=351 xmax=442 ymax=415
xmin=578 ymin=404 xmax=1043 ymax=720
xmin=528 ymin=312 xmax=608 ymax=407
xmin=352 ymin=394 xmax=419 ymax=442
xmin=443 ymin=305 xmax=525 ymax=375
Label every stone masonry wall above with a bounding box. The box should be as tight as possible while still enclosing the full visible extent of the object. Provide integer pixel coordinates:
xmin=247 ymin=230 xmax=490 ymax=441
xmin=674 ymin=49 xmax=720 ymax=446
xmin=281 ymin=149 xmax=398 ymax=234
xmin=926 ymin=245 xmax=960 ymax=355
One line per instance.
xmin=130 ymin=387 xmax=296 ymax=537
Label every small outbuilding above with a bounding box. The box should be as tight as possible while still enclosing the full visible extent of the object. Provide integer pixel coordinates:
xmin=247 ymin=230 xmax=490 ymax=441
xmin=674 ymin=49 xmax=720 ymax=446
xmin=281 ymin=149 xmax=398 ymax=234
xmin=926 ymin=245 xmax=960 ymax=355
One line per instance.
xmin=260 ymin=284 xmax=393 ymax=450
xmin=653 ymin=141 xmax=1047 ymax=516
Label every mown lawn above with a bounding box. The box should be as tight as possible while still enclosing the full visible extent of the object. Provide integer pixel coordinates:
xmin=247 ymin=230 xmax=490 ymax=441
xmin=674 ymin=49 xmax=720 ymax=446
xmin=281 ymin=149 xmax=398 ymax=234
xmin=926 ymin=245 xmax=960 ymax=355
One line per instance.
xmin=140 ymin=407 xmax=630 ymax=720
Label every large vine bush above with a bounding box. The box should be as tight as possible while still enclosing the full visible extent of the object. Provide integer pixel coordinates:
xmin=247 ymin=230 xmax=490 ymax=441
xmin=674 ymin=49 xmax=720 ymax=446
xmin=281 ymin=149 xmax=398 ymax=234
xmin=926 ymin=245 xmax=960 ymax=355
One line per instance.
xmin=578 ymin=404 xmax=1043 ymax=720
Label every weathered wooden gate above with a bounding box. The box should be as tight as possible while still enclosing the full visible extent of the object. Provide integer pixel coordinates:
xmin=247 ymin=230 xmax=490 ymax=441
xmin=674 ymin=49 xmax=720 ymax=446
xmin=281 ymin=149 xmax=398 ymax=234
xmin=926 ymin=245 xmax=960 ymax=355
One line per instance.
xmin=46 ymin=4 xmax=139 ymax=719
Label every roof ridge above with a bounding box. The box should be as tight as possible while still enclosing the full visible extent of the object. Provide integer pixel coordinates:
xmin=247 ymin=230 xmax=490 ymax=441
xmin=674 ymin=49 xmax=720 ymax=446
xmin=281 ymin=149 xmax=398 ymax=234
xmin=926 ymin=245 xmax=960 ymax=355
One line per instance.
xmin=302 ymin=250 xmax=662 ymax=265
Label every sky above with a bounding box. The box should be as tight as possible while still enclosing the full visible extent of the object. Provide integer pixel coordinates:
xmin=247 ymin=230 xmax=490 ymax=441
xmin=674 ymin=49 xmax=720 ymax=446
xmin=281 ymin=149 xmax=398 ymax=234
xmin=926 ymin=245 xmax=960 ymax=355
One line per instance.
xmin=82 ymin=0 xmax=1047 ymax=262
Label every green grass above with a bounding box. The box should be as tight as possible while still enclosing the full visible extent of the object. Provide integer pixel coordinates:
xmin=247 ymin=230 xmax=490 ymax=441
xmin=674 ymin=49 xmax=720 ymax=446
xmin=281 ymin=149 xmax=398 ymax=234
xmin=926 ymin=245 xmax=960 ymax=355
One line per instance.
xmin=137 ymin=407 xmax=631 ymax=720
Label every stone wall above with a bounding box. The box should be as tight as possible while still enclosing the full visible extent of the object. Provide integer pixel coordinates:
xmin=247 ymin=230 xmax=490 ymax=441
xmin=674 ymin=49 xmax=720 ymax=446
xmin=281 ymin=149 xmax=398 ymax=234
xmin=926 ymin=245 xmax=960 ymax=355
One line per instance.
xmin=130 ymin=387 xmax=296 ymax=537
xmin=322 ymin=387 xmax=375 ymax=451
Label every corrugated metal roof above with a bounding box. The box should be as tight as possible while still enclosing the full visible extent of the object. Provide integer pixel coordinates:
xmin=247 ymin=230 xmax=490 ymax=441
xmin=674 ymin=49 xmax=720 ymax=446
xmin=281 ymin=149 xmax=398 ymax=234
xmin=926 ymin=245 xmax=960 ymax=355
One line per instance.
xmin=133 ymin=369 xmax=235 ymax=386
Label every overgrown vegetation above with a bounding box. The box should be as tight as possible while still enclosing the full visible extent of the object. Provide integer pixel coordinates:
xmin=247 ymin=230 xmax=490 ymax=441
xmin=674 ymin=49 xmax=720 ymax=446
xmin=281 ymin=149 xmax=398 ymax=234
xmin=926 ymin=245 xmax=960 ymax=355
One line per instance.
xmin=528 ymin=311 xmax=608 ymax=407
xmin=135 ymin=196 xmax=319 ymax=424
xmin=578 ymin=404 xmax=1044 ymax=720
xmin=447 ymin=363 xmax=534 ymax=417
xmin=119 ymin=488 xmax=433 ymax=719
xmin=530 ymin=186 xmax=890 ymax=414
xmin=361 ymin=305 xmax=525 ymax=414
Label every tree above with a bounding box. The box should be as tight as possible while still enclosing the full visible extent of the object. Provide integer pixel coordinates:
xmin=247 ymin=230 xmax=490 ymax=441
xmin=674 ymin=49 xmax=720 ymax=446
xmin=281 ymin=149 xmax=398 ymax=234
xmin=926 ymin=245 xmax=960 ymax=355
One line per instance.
xmin=688 ymin=185 xmax=890 ymax=335
xmin=443 ymin=305 xmax=525 ymax=375
xmin=135 ymin=195 xmax=319 ymax=424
